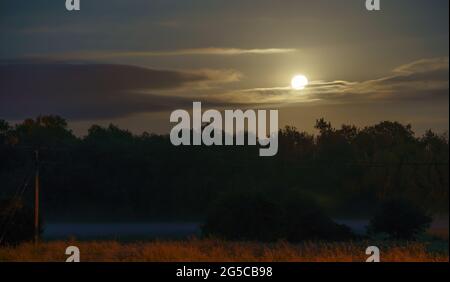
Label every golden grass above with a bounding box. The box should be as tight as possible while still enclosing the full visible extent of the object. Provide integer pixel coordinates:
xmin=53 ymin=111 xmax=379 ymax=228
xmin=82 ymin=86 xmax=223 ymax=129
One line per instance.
xmin=0 ymin=239 xmax=448 ymax=262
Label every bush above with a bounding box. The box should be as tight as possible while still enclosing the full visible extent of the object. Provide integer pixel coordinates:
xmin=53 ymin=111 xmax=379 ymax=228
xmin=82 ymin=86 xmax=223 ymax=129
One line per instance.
xmin=202 ymin=193 xmax=283 ymax=241
xmin=280 ymin=194 xmax=355 ymax=241
xmin=202 ymin=191 xmax=354 ymax=242
xmin=367 ymin=199 xmax=432 ymax=240
xmin=0 ymin=199 xmax=42 ymax=246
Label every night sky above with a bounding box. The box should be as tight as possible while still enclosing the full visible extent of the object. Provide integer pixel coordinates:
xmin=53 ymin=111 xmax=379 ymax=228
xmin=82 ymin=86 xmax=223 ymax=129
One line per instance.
xmin=0 ymin=0 xmax=448 ymax=135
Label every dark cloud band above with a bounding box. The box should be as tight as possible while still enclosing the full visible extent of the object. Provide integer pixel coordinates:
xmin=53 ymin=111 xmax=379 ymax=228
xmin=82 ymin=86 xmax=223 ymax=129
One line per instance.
xmin=0 ymin=62 xmax=233 ymax=120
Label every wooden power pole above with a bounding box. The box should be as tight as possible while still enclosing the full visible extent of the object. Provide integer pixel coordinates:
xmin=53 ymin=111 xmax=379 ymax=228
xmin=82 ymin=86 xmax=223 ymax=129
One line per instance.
xmin=34 ymin=150 xmax=40 ymax=245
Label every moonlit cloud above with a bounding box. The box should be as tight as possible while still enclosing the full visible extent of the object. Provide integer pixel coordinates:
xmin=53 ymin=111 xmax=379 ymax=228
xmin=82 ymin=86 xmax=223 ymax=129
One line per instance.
xmin=219 ymin=57 xmax=449 ymax=106
xmin=27 ymin=48 xmax=298 ymax=60
xmin=1 ymin=58 xmax=447 ymax=121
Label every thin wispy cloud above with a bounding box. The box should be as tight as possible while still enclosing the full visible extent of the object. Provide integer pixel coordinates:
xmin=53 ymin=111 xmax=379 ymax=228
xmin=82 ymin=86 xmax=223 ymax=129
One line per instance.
xmin=219 ymin=57 xmax=449 ymax=106
xmin=27 ymin=48 xmax=298 ymax=60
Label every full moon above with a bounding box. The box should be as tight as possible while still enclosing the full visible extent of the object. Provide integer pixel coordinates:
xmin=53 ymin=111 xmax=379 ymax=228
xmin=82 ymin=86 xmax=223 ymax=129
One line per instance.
xmin=291 ymin=75 xmax=309 ymax=90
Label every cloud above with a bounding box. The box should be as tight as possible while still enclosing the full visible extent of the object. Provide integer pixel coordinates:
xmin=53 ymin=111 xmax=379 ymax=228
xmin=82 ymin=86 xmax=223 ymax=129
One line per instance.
xmin=220 ymin=57 xmax=449 ymax=105
xmin=0 ymin=61 xmax=240 ymax=120
xmin=1 ymin=57 xmax=447 ymax=121
xmin=393 ymin=57 xmax=449 ymax=74
xmin=353 ymin=57 xmax=449 ymax=101
xmin=26 ymin=48 xmax=298 ymax=60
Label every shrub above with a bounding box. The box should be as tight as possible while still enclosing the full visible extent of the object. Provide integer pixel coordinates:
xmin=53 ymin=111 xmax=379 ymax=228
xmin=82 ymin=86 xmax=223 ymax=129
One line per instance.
xmin=367 ymin=199 xmax=432 ymax=240
xmin=0 ymin=199 xmax=42 ymax=246
xmin=202 ymin=191 xmax=354 ymax=242
xmin=202 ymin=193 xmax=283 ymax=241
xmin=280 ymin=194 xmax=355 ymax=241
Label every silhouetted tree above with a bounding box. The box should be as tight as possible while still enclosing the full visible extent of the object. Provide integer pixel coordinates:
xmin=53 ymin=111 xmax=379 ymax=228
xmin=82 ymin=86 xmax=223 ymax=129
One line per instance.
xmin=0 ymin=116 xmax=448 ymax=222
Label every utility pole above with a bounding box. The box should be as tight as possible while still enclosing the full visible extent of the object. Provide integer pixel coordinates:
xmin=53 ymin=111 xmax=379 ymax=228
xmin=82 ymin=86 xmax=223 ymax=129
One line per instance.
xmin=34 ymin=149 xmax=40 ymax=245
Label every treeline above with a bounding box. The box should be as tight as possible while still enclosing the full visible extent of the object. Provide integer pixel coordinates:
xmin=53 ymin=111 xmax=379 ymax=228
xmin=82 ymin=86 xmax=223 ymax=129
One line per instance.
xmin=0 ymin=116 xmax=448 ymax=221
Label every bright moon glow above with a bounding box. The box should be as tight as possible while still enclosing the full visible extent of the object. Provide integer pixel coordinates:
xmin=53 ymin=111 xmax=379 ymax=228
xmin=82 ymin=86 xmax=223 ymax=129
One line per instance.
xmin=291 ymin=75 xmax=309 ymax=90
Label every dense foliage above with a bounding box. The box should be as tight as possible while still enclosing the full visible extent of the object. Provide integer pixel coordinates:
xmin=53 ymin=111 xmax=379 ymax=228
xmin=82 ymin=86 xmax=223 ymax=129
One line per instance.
xmin=0 ymin=116 xmax=448 ymax=221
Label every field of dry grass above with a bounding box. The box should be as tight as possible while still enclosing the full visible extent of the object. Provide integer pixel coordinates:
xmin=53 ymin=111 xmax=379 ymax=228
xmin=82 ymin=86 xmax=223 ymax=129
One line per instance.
xmin=0 ymin=239 xmax=448 ymax=262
